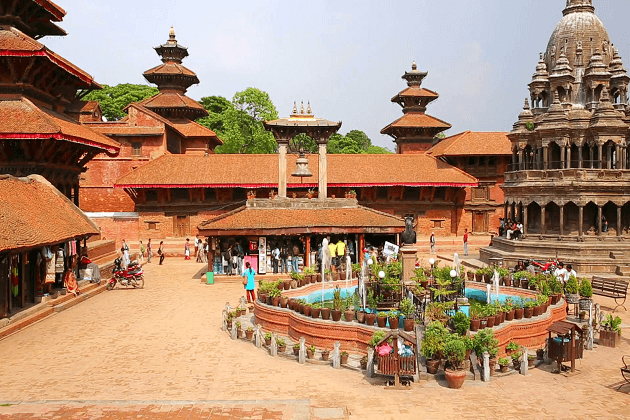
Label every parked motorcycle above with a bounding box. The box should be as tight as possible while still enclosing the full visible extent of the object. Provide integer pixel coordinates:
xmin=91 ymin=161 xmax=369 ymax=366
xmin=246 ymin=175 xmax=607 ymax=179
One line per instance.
xmin=107 ymin=258 xmax=144 ymax=290
xmin=527 ymin=259 xmax=559 ymax=275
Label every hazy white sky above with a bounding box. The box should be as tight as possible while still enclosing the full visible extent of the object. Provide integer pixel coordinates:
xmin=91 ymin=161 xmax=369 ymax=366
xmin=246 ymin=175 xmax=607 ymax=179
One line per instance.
xmin=45 ymin=0 xmax=630 ymax=150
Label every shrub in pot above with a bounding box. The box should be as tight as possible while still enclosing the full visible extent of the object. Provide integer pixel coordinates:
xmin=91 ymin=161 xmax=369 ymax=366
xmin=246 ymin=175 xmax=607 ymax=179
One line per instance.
xmin=293 ymin=343 xmax=301 ymax=356
xmin=360 ymin=355 xmax=368 ymax=370
xmin=485 ymin=306 xmax=496 ymax=328
xmin=311 ymin=302 xmax=321 ymax=319
xmin=565 ymin=275 xmax=579 ymax=304
xmin=452 ymin=311 xmax=470 ymax=336
xmin=527 ymin=353 xmax=535 ymax=368
xmin=321 ymin=349 xmax=330 ymax=361
xmin=331 ymin=287 xmax=343 ymax=321
xmin=303 ymin=303 xmax=312 ymax=317
xmin=506 ymin=340 xmax=519 ymax=355
xmin=245 ymin=327 xmax=254 ymax=340
xmin=511 ymin=351 xmax=522 ymax=372
xmin=514 ymin=298 xmax=524 ymax=319
xmin=264 ymin=332 xmax=272 ymax=346
xmin=444 ymin=337 xmax=467 ymax=389
xmin=421 ymin=321 xmax=449 ymax=375
xmin=344 ymin=296 xmax=356 ymax=322
xmin=400 ymin=297 xmax=416 ymax=331
xmin=280 ymin=295 xmax=289 ymax=308
xmin=306 ymin=345 xmax=316 ymax=359
xmin=579 ymin=277 xmax=593 ymax=311
xmin=600 ymin=314 xmax=623 ymax=348
xmin=320 ymin=307 xmax=331 ymax=320
xmin=277 ymin=338 xmax=287 ymax=353
xmin=473 ymin=328 xmax=499 ymax=375
xmin=376 ymin=312 xmax=388 ymax=328
xmin=498 ymin=357 xmax=510 ymax=373
xmin=387 ymin=311 xmax=400 ymax=330
xmin=523 ymin=299 xmax=535 ymax=318
xmin=341 ymin=351 xmax=349 ymax=365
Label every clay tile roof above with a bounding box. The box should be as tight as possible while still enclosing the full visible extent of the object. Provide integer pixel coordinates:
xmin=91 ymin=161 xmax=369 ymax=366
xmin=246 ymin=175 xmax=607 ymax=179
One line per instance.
xmin=427 ymin=131 xmax=512 ymax=157
xmin=66 ymin=100 xmax=100 ymax=114
xmin=392 ymin=87 xmax=439 ymax=100
xmin=34 ymin=0 xmax=66 ymax=21
xmin=169 ymin=119 xmax=220 ymax=139
xmin=86 ymin=123 xmax=164 ymax=137
xmin=197 ymin=205 xmax=405 ymax=234
xmin=140 ymin=92 xmax=206 ymax=112
xmin=0 ymin=27 xmax=99 ymax=88
xmin=115 ymin=154 xmax=477 ymax=188
xmin=381 ymin=113 xmax=452 ymax=131
xmin=143 ymin=63 xmax=198 ymax=77
xmin=0 ymin=98 xmax=120 ymax=156
xmin=0 ymin=174 xmax=98 ymax=253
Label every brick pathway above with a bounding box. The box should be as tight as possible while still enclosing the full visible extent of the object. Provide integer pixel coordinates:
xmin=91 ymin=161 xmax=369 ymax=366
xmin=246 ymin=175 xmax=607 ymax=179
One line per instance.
xmin=0 ymin=259 xmax=628 ymax=419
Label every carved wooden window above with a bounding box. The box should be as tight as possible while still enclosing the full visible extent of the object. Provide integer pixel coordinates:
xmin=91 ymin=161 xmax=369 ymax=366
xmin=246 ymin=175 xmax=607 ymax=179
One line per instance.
xmin=472 ymin=186 xmax=489 ymax=201
xmin=148 ymin=222 xmax=157 ymax=230
xmin=131 ymin=142 xmax=142 ymax=157
xmin=432 ymin=220 xmax=443 ymax=229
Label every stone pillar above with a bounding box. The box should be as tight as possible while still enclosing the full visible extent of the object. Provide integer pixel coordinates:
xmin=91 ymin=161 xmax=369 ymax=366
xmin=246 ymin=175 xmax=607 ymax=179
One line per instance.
xmin=590 ymin=145 xmax=595 ymax=168
xmin=559 ymin=205 xmax=564 ymax=236
xmin=541 ymin=206 xmax=546 ymax=234
xmin=519 ymin=150 xmax=524 ymax=171
xmin=332 ymin=341 xmax=341 ymax=369
xmin=560 ymin=145 xmax=565 ymax=169
xmin=523 ymin=206 xmax=528 ymax=235
xmin=566 ymin=146 xmax=571 ymax=169
xmin=616 ymin=145 xmax=621 ymax=169
xmin=520 ymin=348 xmax=529 ymax=375
xmin=578 ymin=146 xmax=583 ymax=169
xmin=278 ymin=143 xmax=288 ymax=198
xmin=543 ymin=145 xmax=548 ymax=170
xmin=579 ymin=206 xmax=584 ymax=237
xmin=618 ymin=206 xmax=622 ymax=237
xmin=298 ymin=337 xmax=306 ymax=364
xmin=482 ymin=352 xmax=490 ymax=382
xmin=598 ymin=206 xmax=603 ymax=236
xmin=400 ymin=245 xmax=418 ymax=284
xmin=318 ymin=143 xmax=328 ymax=200
xmin=598 ymin=144 xmax=603 ymax=169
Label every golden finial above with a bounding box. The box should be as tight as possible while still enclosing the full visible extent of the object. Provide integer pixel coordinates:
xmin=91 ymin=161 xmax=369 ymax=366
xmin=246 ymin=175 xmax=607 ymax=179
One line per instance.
xmin=412 ymin=61 xmax=417 ymax=71
xmin=168 ymin=26 xmax=177 ymax=44
xmin=300 ymin=101 xmax=305 ymax=115
xmin=292 ymin=101 xmax=297 ymax=115
xmin=307 ymin=101 xmax=312 ymax=115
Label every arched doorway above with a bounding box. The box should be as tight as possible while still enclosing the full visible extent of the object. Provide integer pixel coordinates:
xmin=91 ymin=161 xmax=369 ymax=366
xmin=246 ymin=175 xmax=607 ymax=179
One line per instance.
xmin=545 ymin=202 xmax=561 ymax=234
xmin=584 ymin=202 xmax=598 ymax=235
xmin=527 ymin=202 xmax=542 ymax=234
xmin=603 ymin=140 xmax=617 ymax=169
xmin=622 ymin=202 xmax=630 ymax=236
xmin=564 ymin=202 xmax=579 ymax=235
xmin=570 ymin=144 xmax=580 ymax=168
xmin=603 ymin=201 xmax=618 ymax=235
xmin=549 ymin=142 xmax=562 ymax=169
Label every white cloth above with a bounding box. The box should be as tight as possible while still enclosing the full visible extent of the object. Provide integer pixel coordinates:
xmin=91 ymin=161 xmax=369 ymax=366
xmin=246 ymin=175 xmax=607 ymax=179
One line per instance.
xmin=554 ymin=268 xmax=568 ymax=283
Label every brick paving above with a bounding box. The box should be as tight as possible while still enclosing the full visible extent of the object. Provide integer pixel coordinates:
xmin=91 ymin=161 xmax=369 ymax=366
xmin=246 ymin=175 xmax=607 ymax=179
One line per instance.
xmin=0 ymin=259 xmax=629 ymax=419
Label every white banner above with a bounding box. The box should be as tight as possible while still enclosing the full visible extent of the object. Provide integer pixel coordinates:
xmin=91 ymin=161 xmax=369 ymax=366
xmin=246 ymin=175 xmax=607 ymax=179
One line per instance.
xmin=382 ymin=241 xmax=399 ymax=256
xmin=258 ymin=237 xmax=267 ymax=274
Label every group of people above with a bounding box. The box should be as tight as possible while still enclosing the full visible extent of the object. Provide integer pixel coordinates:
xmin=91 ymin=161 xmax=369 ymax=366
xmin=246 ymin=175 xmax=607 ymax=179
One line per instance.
xmin=500 ymin=219 xmax=523 ymax=240
xmin=221 ymin=241 xmax=244 ymax=276
xmin=271 ymin=241 xmax=302 ymax=274
xmin=184 ymin=235 xmax=210 ymax=263
xmin=120 ymin=239 xmax=165 ymax=267
xmin=317 ymin=237 xmax=354 ymax=273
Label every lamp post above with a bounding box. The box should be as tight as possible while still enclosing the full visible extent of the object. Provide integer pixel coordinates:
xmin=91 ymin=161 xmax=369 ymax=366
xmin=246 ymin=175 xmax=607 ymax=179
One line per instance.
xmin=450 ymin=269 xmax=458 ymax=312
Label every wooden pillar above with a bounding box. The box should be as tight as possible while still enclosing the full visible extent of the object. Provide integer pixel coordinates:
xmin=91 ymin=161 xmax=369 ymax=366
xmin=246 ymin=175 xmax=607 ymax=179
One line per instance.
xmin=578 ymin=206 xmax=584 ymax=237
xmin=578 ymin=147 xmax=583 ymax=169
xmin=359 ymin=234 xmax=365 ymax=264
xmin=278 ymin=143 xmax=288 ymax=198
xmin=618 ymin=206 xmax=622 ymax=237
xmin=543 ymin=146 xmax=548 ymax=170
xmin=559 ymin=205 xmax=564 ymax=236
xmin=598 ymin=206 xmax=603 ymax=236
xmin=598 ymin=144 xmax=603 ymax=169
xmin=305 ymin=236 xmax=311 ymax=268
xmin=523 ymin=206 xmax=528 ymax=235
xmin=541 ymin=206 xmax=547 ymax=234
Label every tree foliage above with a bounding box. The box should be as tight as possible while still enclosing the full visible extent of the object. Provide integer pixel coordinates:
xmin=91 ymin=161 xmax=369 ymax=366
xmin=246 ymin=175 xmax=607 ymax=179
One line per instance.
xmin=327 ymin=130 xmax=392 ymax=154
xmin=196 ymin=96 xmax=233 ymax=133
xmin=83 ymin=84 xmax=158 ymax=121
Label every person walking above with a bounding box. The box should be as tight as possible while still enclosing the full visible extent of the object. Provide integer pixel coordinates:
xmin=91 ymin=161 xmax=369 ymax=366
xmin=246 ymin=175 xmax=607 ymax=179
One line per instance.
xmin=291 ymin=242 xmax=301 ymax=273
xmin=147 ymin=239 xmax=152 ymax=263
xmin=430 ymin=233 xmax=436 ymax=254
xmin=272 ymin=244 xmax=280 ymax=274
xmin=194 ymin=234 xmax=200 ymax=257
xmin=336 ymin=238 xmax=346 ymax=271
xmin=236 ymin=242 xmax=244 ymax=276
xmin=138 ymin=240 xmax=145 ymax=265
xmin=280 ymin=242 xmax=289 ymax=274
xmin=158 ymin=241 xmax=165 ymax=265
xmin=463 ymin=229 xmax=469 ymax=256
xmin=243 ymin=262 xmax=256 ymax=303
xmin=328 ymin=237 xmax=337 ymax=271
xmin=184 ymin=238 xmax=191 ymax=260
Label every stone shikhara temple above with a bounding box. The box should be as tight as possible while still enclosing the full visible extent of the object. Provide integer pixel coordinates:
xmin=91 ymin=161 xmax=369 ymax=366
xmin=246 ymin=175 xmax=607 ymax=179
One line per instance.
xmin=482 ymin=0 xmax=630 ymax=273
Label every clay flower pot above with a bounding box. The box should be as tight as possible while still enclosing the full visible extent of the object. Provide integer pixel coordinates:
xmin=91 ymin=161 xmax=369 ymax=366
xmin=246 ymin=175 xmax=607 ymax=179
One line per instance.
xmin=426 ymin=359 xmax=440 ymax=374
xmin=320 ymin=308 xmax=331 ymax=320
xmin=524 ymin=307 xmax=534 ymax=318
xmin=278 ymin=345 xmax=286 ymax=353
xmin=311 ymin=308 xmax=321 ymax=319
xmin=245 ymin=330 xmax=254 ymax=340
xmin=283 ymin=280 xmax=291 ymax=290
xmin=344 ymin=309 xmax=355 ymax=322
xmin=445 ymin=369 xmax=467 ymax=389
xmin=388 ymin=316 xmax=400 ymax=330
xmin=470 ymin=319 xmax=480 ymax=332
xmin=331 ymin=309 xmax=342 ymax=321
xmin=306 ymin=350 xmax=315 ymax=359
xmin=403 ymin=318 xmax=415 ymax=332
xmin=341 ymin=353 xmax=349 ymax=364
xmin=303 ymin=305 xmax=312 ymax=317
xmin=356 ymin=311 xmax=366 ymax=324
xmin=365 ymin=313 xmax=376 ymax=326
xmin=514 ymin=308 xmax=524 ymax=319
xmin=486 ymin=316 xmax=495 ymax=328
xmin=280 ymin=297 xmax=288 ymax=308
xmin=321 ymin=351 xmax=330 ymax=361
xmin=499 ymin=364 xmax=509 ymax=373
xmin=506 ymin=310 xmax=515 ymax=321
xmin=265 ymin=337 xmax=272 ymax=346
xmin=376 ymin=316 xmax=388 ymax=328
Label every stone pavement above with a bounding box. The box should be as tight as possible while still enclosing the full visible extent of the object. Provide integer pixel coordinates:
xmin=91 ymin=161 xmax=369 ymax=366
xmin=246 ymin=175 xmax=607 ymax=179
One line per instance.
xmin=0 ymin=258 xmax=629 ymax=419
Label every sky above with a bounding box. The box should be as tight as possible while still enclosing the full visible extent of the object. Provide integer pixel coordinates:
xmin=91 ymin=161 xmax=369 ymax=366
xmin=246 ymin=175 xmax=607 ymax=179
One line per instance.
xmin=45 ymin=0 xmax=630 ymax=150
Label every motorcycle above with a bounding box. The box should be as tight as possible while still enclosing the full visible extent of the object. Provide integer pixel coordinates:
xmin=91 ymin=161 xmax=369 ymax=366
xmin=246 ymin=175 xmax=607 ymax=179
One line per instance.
xmin=527 ymin=259 xmax=559 ymax=275
xmin=107 ymin=257 xmax=144 ymax=290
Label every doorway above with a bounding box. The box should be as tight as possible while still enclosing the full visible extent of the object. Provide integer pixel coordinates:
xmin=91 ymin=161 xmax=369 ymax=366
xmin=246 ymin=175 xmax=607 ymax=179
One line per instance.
xmin=173 ymin=215 xmax=190 ymax=238
xmin=473 ymin=211 xmax=488 ymax=233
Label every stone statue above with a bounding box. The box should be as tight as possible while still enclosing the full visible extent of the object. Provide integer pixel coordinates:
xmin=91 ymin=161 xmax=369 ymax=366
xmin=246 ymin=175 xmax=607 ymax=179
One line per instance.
xmin=332 ymin=341 xmax=341 ymax=369
xmin=401 ymin=216 xmax=417 ymax=245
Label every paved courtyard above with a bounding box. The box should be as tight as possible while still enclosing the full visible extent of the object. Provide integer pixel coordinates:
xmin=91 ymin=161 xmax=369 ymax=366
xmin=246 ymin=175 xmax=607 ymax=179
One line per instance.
xmin=0 ymin=259 xmax=629 ymax=419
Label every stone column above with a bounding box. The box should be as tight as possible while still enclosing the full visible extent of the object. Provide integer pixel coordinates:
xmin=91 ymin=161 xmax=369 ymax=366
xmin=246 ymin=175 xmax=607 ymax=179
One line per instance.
xmin=578 ymin=147 xmax=583 ymax=169
xmin=400 ymin=245 xmax=418 ymax=283
xmin=278 ymin=143 xmax=288 ymax=198
xmin=578 ymin=206 xmax=584 ymax=237
xmin=541 ymin=206 xmax=546 ymax=234
xmin=559 ymin=205 xmax=564 ymax=236
xmin=566 ymin=146 xmax=571 ymax=169
xmin=518 ymin=150 xmax=524 ymax=171
xmin=590 ymin=145 xmax=595 ymax=168
xmin=318 ymin=143 xmax=327 ymax=200
xmin=618 ymin=206 xmax=622 ymax=237
xmin=543 ymin=146 xmax=548 ymax=170
xmin=598 ymin=206 xmax=603 ymax=236
xmin=523 ymin=206 xmax=528 ymax=235
xmin=560 ymin=145 xmax=565 ymax=169
xmin=616 ymin=145 xmax=621 ymax=169
xmin=598 ymin=144 xmax=603 ymax=169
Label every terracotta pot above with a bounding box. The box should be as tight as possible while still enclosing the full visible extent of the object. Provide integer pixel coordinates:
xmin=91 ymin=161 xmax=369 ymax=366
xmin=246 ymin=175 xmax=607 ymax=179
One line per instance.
xmin=524 ymin=307 xmax=534 ymax=318
xmin=445 ymin=369 xmax=467 ymax=389
xmin=403 ymin=318 xmax=415 ymax=332
xmin=280 ymin=297 xmax=288 ymax=308
xmin=321 ymin=351 xmax=330 ymax=361
xmin=513 ymin=360 xmax=521 ymax=372
xmin=278 ymin=345 xmax=286 ymax=353
xmin=339 ymin=272 xmax=347 ymax=281
xmin=357 ymin=311 xmax=366 ymax=324
xmin=512 ymin=278 xmax=520 ymax=288
xmin=258 ymin=293 xmax=267 ymax=303
xmin=265 ymin=338 xmax=271 ymax=346
xmin=489 ymin=358 xmax=497 ymax=376
xmin=283 ymin=280 xmax=291 ymax=290
xmin=331 ymin=309 xmax=342 ymax=321
xmin=344 ymin=310 xmax=355 ymax=322
xmin=475 ymin=273 xmax=482 ymax=282
xmin=266 ymin=296 xmax=273 ymax=305
xmin=506 ymin=310 xmax=515 ymax=321
xmin=467 ymin=272 xmax=474 ymax=281
xmin=332 ymin=273 xmax=340 ymax=281
xmin=504 ymin=278 xmax=512 ymax=287
xmin=288 ymin=298 xmax=295 ymax=310
xmin=376 ymin=316 xmax=388 ymax=328
xmin=294 ymin=304 xmax=301 ymax=314
xmin=365 ymin=313 xmax=376 ymax=326
xmin=303 ymin=306 xmax=312 ymax=317
xmin=360 ymin=359 xmax=368 ymax=370
xmin=293 ymin=347 xmax=300 ymax=356
xmin=520 ymin=280 xmax=529 ymax=289
xmin=480 ymin=318 xmax=488 ymax=329
xmin=426 ymin=359 xmax=440 ymax=374
xmin=299 ymin=304 xmax=305 ymax=314
xmin=533 ymin=306 xmax=541 ymax=316
xmin=528 ymin=358 xmax=535 ymax=368
xmin=245 ymin=330 xmax=254 ymax=340
xmin=316 ymin=276 xmax=322 ymax=282
xmin=551 ymin=294 xmax=560 ymax=305
xmin=307 ymin=350 xmax=314 ymax=359
xmin=420 ymin=281 xmax=429 ymax=289
xmin=494 ymin=314 xmax=502 ymax=325
xmin=486 ymin=316 xmax=495 ymax=328
xmin=320 ymin=307 xmax=331 ymax=320
xmin=514 ymin=308 xmax=524 ymax=319
xmin=341 ymin=353 xmax=349 ymax=364
xmin=483 ymin=274 xmax=491 ymax=283
xmin=388 ymin=316 xmax=399 ymax=330
xmin=291 ymin=280 xmax=297 ymax=289
xmin=311 ymin=308 xmax=321 ymax=319
xmin=470 ymin=319 xmax=480 ymax=332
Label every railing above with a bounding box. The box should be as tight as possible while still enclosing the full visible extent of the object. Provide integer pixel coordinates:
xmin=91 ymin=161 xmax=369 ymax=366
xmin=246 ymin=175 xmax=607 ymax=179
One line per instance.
xmin=506 ymin=160 xmax=624 ymax=173
xmin=504 ymin=167 xmax=630 ymax=183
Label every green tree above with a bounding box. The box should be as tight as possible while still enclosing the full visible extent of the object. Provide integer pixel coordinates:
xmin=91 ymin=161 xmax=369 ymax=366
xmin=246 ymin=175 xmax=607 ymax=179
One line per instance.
xmin=327 ymin=130 xmax=392 ymax=154
xmin=290 ymin=133 xmax=318 ymax=154
xmin=196 ymin=96 xmax=233 ymax=133
xmin=83 ymin=84 xmax=158 ymax=121
xmin=366 ymin=145 xmax=393 ymax=154
xmin=214 ymin=87 xmax=279 ymax=154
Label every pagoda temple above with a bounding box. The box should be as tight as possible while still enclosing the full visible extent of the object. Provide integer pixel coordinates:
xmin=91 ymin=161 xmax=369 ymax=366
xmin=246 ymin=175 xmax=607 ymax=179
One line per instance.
xmin=0 ymin=0 xmax=120 ymax=205
xmin=381 ymin=62 xmax=451 ymax=154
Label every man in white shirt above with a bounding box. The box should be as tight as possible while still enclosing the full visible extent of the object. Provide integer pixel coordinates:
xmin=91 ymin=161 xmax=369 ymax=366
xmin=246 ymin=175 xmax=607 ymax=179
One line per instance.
xmin=554 ymin=262 xmax=568 ymax=285
xmin=566 ymin=264 xmax=577 ymax=280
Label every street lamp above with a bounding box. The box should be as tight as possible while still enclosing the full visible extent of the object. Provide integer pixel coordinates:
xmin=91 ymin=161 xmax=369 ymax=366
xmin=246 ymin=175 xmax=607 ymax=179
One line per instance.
xmin=450 ymin=269 xmax=457 ymax=279
xmin=378 ymin=271 xmax=386 ymax=280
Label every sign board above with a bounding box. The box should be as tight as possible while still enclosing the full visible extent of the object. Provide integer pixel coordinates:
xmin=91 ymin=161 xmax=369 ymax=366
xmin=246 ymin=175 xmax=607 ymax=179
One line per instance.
xmin=258 ymin=237 xmax=267 ymax=274
xmin=382 ymin=241 xmax=399 ymax=257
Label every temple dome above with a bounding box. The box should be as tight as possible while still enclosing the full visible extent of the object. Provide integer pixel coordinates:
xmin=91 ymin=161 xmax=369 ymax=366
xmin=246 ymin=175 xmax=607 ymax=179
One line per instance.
xmin=545 ymin=0 xmax=611 ymax=72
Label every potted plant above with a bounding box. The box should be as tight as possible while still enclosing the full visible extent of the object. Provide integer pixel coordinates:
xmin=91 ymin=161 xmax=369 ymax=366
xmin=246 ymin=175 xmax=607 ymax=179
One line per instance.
xmin=360 ymin=355 xmax=368 ymax=370
xmin=485 ymin=305 xmax=496 ymax=328
xmin=344 ymin=296 xmax=356 ymax=322
xmin=412 ymin=268 xmax=429 ymax=289
xmin=506 ymin=340 xmax=519 ymax=355
xmin=527 ymin=353 xmax=535 ymax=368
xmin=331 ymin=287 xmax=343 ymax=321
xmin=536 ymin=348 xmax=545 ymax=360
xmin=245 ymin=326 xmax=254 ymax=340
xmin=422 ymin=321 xmax=449 ymax=374
xmin=511 ymin=351 xmax=522 ymax=372
xmin=303 ymin=303 xmax=312 ymax=317
xmin=293 ymin=343 xmax=301 ymax=356
xmin=504 ymin=297 xmax=515 ymax=321
xmin=306 ymin=345 xmax=316 ymax=359
xmin=236 ymin=321 xmax=242 ymax=337
xmin=348 ymin=189 xmax=357 ymax=199
xmin=324 ymin=268 xmax=333 ymax=282
xmin=444 ymin=337 xmax=467 ymax=389
xmin=320 ymin=304 xmax=331 ymax=320
xmin=306 ymin=188 xmax=315 ymax=199
xmin=311 ymin=302 xmax=321 ymax=319
xmin=277 ymin=338 xmax=287 ymax=353
xmin=280 ymin=295 xmax=289 ymax=308
xmin=600 ymin=314 xmax=622 ymax=348
xmin=579 ymin=277 xmax=593 ymax=311
xmin=498 ymin=357 xmax=510 ymax=373
xmin=400 ymin=297 xmax=416 ymax=331
xmin=321 ymin=348 xmax=330 ymax=361
xmin=341 ymin=351 xmax=349 ymax=365
xmin=387 ymin=310 xmax=400 ymax=330
xmin=475 ymin=268 xmax=484 ymax=282
xmin=514 ymin=271 xmax=529 ymax=289
xmin=549 ymin=276 xmax=564 ymax=304
xmin=365 ymin=290 xmax=377 ymax=326
xmin=523 ymin=299 xmax=535 ymax=318
xmin=269 ymin=287 xmax=281 ymax=307
xmin=469 ymin=305 xmax=481 ymax=332
xmin=473 ymin=328 xmax=499 ymax=376
xmin=282 ymin=278 xmax=291 ymax=290
xmin=376 ymin=311 xmax=388 ymax=328
xmin=565 ymin=275 xmax=579 ymax=304
xmin=452 ymin=311 xmax=470 ymax=336
xmin=514 ymin=298 xmax=524 ymax=319
xmin=264 ymin=332 xmax=272 ymax=346
xmin=497 ymin=267 xmax=510 ymax=286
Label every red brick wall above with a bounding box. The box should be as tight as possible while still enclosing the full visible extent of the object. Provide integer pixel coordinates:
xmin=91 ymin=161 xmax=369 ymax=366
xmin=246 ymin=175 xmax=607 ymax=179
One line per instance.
xmin=90 ymin=217 xmax=139 ymax=247
xmin=397 ymin=142 xmax=433 ymax=154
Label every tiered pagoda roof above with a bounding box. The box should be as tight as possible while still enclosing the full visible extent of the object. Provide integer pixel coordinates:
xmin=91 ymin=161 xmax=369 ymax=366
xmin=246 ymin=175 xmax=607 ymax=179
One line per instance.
xmin=0 ymin=0 xmax=67 ymax=38
xmin=381 ymin=62 xmax=451 ymax=154
xmin=139 ymin=27 xmax=208 ymax=121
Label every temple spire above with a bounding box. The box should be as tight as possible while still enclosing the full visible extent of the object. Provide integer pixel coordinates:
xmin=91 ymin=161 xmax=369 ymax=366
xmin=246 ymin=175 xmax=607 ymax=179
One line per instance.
xmin=563 ymin=0 xmax=595 ymax=15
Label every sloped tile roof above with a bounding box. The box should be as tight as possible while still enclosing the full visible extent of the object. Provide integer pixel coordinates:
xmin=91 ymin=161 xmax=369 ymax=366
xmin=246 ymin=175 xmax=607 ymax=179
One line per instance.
xmin=143 ymin=62 xmax=198 ymax=77
xmin=197 ymin=204 xmax=405 ymax=234
xmin=428 ymin=131 xmax=512 ymax=157
xmin=139 ymin=92 xmax=207 ymax=113
xmin=0 ymin=175 xmax=99 ymax=253
xmin=392 ymin=87 xmax=439 ymax=100
xmin=115 ymin=154 xmax=477 ymax=188
xmin=381 ymin=113 xmax=452 ymax=131
xmin=34 ymin=0 xmax=66 ymax=20
xmin=0 ymin=97 xmax=120 ymax=155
